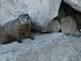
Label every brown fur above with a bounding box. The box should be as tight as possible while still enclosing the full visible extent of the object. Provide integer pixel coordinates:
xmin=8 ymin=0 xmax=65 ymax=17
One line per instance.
xmin=0 ymin=14 xmax=33 ymax=44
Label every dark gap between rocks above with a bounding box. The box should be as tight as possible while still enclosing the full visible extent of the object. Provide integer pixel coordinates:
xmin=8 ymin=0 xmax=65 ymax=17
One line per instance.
xmin=58 ymin=1 xmax=81 ymax=33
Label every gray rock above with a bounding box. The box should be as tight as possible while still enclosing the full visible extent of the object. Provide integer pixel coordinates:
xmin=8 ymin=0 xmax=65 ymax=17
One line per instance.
xmin=47 ymin=19 xmax=61 ymax=32
xmin=60 ymin=16 xmax=77 ymax=34
xmin=0 ymin=33 xmax=81 ymax=61
xmin=0 ymin=0 xmax=62 ymax=32
xmin=64 ymin=0 xmax=81 ymax=12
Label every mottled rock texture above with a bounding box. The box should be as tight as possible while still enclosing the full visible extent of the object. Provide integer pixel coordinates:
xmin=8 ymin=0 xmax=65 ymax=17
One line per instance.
xmin=64 ymin=0 xmax=81 ymax=12
xmin=0 ymin=33 xmax=81 ymax=61
xmin=60 ymin=16 xmax=77 ymax=34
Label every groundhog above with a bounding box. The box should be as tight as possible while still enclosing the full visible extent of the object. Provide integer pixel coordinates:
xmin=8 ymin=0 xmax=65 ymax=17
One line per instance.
xmin=0 ymin=14 xmax=34 ymax=44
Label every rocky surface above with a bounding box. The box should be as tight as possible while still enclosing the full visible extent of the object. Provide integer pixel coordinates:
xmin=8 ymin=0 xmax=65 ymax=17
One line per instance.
xmin=57 ymin=2 xmax=81 ymax=34
xmin=47 ymin=19 xmax=61 ymax=32
xmin=60 ymin=16 xmax=77 ymax=34
xmin=0 ymin=33 xmax=81 ymax=61
xmin=0 ymin=0 xmax=81 ymax=61
xmin=0 ymin=0 xmax=62 ymax=32
xmin=64 ymin=0 xmax=81 ymax=12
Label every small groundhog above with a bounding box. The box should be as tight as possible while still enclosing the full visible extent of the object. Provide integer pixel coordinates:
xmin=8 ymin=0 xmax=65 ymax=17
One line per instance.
xmin=0 ymin=14 xmax=34 ymax=44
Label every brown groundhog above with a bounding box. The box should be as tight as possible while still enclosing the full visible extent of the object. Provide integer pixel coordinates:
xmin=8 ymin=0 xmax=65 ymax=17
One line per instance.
xmin=0 ymin=14 xmax=34 ymax=44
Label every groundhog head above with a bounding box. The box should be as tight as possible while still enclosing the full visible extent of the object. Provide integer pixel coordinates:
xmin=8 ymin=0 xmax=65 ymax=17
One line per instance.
xmin=18 ymin=14 xmax=32 ymax=24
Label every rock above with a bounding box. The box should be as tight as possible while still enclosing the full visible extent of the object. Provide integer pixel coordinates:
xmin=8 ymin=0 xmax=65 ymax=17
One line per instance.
xmin=60 ymin=16 xmax=77 ymax=34
xmin=58 ymin=1 xmax=81 ymax=34
xmin=0 ymin=33 xmax=81 ymax=61
xmin=64 ymin=0 xmax=81 ymax=12
xmin=47 ymin=19 xmax=61 ymax=32
xmin=0 ymin=0 xmax=62 ymax=32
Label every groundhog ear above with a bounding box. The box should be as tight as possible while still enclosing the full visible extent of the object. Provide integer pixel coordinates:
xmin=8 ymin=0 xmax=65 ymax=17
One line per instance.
xmin=16 ymin=18 xmax=19 ymax=20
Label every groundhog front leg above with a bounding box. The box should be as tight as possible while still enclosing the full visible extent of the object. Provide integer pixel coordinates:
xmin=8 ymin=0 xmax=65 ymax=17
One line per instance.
xmin=25 ymin=31 xmax=34 ymax=40
xmin=28 ymin=35 xmax=34 ymax=40
xmin=16 ymin=37 xmax=22 ymax=43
